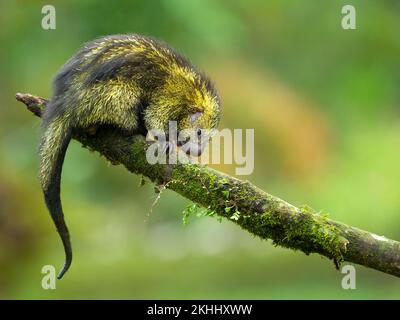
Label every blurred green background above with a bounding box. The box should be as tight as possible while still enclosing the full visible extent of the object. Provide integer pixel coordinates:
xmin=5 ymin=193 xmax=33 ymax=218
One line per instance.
xmin=1 ymin=0 xmax=400 ymax=299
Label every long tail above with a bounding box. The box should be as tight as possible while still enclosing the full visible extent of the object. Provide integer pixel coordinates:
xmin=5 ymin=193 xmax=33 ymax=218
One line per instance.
xmin=39 ymin=117 xmax=72 ymax=279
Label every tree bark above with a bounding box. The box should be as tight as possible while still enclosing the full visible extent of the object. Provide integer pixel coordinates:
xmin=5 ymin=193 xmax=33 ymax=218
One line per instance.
xmin=16 ymin=92 xmax=400 ymax=278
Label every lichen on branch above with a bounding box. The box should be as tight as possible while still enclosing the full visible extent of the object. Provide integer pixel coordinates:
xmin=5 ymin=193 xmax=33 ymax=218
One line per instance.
xmin=16 ymin=92 xmax=400 ymax=278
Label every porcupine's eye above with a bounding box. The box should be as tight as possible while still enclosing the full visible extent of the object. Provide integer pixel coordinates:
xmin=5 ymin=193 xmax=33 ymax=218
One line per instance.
xmin=196 ymin=128 xmax=202 ymax=137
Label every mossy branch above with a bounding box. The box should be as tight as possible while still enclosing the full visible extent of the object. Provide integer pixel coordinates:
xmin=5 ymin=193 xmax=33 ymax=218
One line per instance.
xmin=16 ymin=92 xmax=400 ymax=278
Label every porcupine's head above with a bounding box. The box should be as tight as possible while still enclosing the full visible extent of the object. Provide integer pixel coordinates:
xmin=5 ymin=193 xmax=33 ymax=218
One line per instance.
xmin=145 ymin=55 xmax=221 ymax=156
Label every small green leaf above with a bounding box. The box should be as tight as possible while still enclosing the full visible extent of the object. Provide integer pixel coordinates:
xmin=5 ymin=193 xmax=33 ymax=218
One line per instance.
xmin=222 ymin=190 xmax=230 ymax=198
xmin=230 ymin=210 xmax=241 ymax=221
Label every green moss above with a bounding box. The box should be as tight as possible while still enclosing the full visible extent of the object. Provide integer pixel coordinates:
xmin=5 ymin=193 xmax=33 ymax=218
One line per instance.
xmin=182 ymin=202 xmax=218 ymax=225
xmin=88 ymin=133 xmax=349 ymax=269
xmin=124 ymin=139 xmax=349 ymax=268
xmin=237 ymin=203 xmax=348 ymax=266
